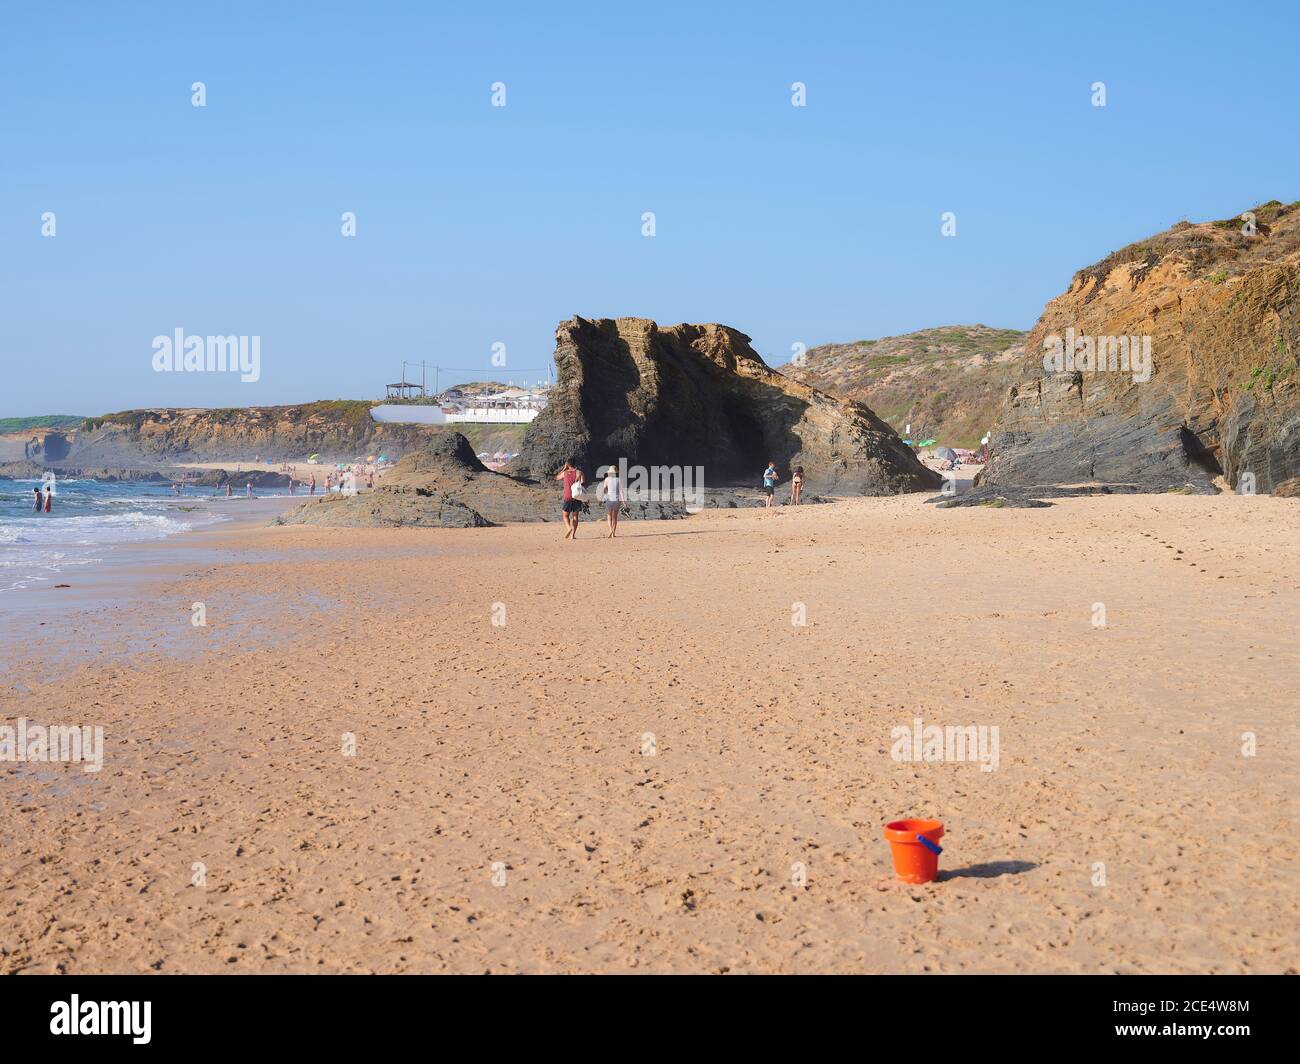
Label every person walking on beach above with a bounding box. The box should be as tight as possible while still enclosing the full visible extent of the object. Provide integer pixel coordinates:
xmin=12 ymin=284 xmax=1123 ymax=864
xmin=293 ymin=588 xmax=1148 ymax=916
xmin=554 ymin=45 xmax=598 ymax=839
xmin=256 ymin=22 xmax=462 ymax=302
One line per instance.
xmin=225 ymin=482 xmax=233 ymax=497
xmin=246 ymin=482 xmax=254 ymax=498
xmin=309 ymin=474 xmax=316 ymax=495
xmin=556 ymin=459 xmax=583 ymax=540
xmin=790 ymin=465 xmax=805 ymax=505
xmin=762 ymin=461 xmax=779 ymax=508
xmin=599 ymin=463 xmax=625 ymax=538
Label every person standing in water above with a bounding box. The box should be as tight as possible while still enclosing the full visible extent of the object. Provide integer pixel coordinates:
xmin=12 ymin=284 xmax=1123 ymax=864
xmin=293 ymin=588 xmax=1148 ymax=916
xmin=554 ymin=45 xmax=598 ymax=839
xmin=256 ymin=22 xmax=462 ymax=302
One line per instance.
xmin=33 ymin=486 xmax=43 ymax=512
xmin=309 ymin=474 xmax=316 ymax=495
xmin=225 ymin=482 xmax=233 ymax=497
xmin=790 ymin=466 xmax=804 ymax=505
xmin=761 ymin=461 xmax=779 ymax=509
xmin=43 ymin=485 xmax=52 ymax=512
xmin=599 ymin=463 xmax=625 ymax=538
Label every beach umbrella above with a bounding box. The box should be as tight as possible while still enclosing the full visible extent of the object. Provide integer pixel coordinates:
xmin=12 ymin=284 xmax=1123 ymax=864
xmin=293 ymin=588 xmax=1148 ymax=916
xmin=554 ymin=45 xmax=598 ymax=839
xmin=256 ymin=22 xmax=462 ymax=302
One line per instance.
xmin=917 ymin=438 xmax=937 ymax=447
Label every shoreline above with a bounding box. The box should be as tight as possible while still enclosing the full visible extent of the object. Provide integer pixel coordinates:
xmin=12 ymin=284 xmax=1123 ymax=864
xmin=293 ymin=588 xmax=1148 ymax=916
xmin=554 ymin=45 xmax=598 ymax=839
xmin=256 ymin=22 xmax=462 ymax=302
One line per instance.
xmin=0 ymin=496 xmax=306 ymax=681
xmin=0 ymin=495 xmax=304 ymax=609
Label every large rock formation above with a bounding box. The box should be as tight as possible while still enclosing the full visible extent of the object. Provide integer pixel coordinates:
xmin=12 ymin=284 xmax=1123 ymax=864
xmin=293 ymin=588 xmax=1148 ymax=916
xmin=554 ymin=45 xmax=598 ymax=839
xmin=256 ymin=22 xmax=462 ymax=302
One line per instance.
xmin=509 ymin=317 xmax=940 ymax=494
xmin=980 ymin=201 xmax=1300 ymax=494
xmin=276 ymin=432 xmax=687 ymax=528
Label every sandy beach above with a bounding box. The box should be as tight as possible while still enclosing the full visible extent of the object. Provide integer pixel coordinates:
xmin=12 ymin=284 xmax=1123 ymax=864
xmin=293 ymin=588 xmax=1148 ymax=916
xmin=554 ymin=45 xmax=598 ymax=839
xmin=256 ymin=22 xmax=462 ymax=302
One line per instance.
xmin=2 ymin=492 xmax=1296 ymax=974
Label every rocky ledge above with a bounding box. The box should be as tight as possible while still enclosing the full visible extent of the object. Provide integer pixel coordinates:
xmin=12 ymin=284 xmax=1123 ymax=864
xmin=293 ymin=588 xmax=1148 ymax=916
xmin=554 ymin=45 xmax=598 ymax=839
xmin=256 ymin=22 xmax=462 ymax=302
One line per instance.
xmin=274 ymin=432 xmax=688 ymax=528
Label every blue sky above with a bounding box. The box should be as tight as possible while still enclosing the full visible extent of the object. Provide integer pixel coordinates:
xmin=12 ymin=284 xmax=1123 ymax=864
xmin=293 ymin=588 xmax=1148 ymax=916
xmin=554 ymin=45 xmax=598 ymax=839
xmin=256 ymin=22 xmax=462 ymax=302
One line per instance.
xmin=2 ymin=0 xmax=1297 ymax=416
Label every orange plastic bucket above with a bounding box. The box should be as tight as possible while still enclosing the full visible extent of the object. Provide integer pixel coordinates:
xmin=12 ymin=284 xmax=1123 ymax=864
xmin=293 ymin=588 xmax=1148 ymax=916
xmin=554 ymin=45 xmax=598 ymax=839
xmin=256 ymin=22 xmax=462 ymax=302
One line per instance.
xmin=883 ymin=819 xmax=945 ymax=883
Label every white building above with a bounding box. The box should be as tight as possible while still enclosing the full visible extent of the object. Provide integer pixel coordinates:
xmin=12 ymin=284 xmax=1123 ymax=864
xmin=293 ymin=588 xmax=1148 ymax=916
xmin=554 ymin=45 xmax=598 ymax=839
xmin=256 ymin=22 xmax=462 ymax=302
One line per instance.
xmin=444 ymin=390 xmax=547 ymax=425
xmin=370 ymin=405 xmax=447 ymax=425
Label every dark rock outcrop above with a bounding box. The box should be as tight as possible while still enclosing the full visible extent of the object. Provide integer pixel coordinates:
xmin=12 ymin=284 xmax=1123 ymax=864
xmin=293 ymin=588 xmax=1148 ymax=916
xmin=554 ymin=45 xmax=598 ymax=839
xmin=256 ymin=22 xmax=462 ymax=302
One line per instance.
xmin=0 ymin=462 xmax=170 ymax=482
xmin=276 ymin=431 xmax=688 ymax=528
xmin=930 ymin=483 xmax=1207 ymax=510
xmin=0 ymin=460 xmax=48 ymax=479
xmin=509 ymin=317 xmax=940 ymax=495
xmin=0 ymin=462 xmax=292 ymax=488
xmin=980 ymin=201 xmax=1300 ymax=494
xmin=187 ymin=469 xmax=291 ymax=488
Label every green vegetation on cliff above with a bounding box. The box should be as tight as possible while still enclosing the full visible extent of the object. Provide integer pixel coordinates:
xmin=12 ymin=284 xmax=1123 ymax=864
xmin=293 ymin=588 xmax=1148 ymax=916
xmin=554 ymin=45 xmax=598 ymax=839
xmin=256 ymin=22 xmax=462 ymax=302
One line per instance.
xmin=0 ymin=415 xmax=86 ymax=433
xmin=777 ymin=324 xmax=1027 ymax=448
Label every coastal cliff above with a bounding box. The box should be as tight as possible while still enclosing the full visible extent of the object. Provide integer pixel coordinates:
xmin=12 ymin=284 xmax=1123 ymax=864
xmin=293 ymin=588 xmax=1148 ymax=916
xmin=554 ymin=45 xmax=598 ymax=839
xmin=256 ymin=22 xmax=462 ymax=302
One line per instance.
xmin=980 ymin=201 xmax=1300 ymax=494
xmin=60 ymin=402 xmax=439 ymax=467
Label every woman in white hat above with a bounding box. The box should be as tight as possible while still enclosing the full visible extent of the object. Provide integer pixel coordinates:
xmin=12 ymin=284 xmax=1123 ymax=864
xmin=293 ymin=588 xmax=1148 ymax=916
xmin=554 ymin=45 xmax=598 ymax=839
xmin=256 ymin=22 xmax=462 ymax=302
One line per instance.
xmin=598 ymin=463 xmax=625 ymax=538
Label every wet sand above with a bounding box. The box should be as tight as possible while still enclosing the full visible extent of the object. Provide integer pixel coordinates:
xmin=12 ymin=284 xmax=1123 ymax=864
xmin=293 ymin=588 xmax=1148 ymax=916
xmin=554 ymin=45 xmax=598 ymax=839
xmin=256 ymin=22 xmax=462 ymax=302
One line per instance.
xmin=1 ymin=492 xmax=1297 ymax=973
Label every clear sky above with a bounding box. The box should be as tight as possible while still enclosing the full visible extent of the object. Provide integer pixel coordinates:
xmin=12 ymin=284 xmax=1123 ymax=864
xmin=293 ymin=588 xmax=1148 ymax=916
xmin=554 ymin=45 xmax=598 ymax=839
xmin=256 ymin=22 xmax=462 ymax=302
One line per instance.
xmin=2 ymin=0 xmax=1297 ymax=417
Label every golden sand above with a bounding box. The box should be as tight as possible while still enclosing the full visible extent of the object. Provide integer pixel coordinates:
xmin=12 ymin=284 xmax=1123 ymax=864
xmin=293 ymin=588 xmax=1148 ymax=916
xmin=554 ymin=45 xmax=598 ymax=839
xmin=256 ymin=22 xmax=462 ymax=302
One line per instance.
xmin=2 ymin=493 xmax=1297 ymax=973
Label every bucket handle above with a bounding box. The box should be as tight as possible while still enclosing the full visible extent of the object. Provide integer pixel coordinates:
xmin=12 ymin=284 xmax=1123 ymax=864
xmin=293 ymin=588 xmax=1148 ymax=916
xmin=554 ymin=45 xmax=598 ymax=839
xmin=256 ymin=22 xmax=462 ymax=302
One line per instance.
xmin=916 ymin=835 xmax=943 ymax=856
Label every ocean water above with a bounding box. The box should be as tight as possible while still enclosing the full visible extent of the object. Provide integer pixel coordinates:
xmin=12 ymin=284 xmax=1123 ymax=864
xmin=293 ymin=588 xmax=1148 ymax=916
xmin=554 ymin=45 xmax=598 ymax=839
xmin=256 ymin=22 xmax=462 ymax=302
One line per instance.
xmin=0 ymin=478 xmax=297 ymax=592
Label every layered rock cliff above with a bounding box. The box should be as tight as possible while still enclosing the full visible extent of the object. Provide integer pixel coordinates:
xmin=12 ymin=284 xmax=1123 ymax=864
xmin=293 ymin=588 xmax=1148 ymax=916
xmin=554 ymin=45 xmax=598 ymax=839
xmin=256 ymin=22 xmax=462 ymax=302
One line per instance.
xmin=510 ymin=317 xmax=940 ymax=494
xmin=64 ymin=402 xmax=438 ymax=467
xmin=980 ymin=201 xmax=1300 ymax=493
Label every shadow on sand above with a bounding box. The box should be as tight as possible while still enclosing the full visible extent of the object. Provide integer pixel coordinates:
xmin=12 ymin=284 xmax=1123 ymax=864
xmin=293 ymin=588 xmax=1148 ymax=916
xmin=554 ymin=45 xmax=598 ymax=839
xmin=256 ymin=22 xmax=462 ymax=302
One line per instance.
xmin=938 ymin=860 xmax=1037 ymax=881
